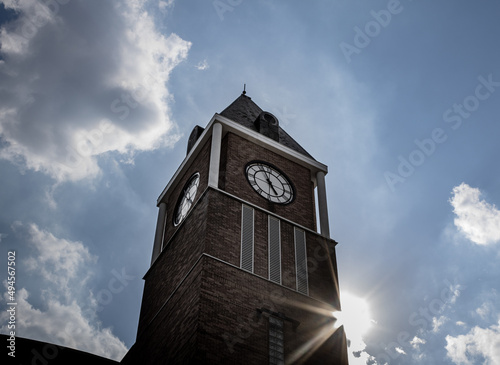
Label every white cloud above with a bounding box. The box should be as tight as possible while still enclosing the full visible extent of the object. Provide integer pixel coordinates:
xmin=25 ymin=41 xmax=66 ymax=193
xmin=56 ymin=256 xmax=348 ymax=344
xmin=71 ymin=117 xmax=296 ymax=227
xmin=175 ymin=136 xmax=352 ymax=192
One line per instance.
xmin=0 ymin=0 xmax=190 ymax=182
xmin=159 ymin=0 xmax=175 ymax=12
xmin=410 ymin=336 xmax=426 ymax=349
xmin=15 ymin=222 xmax=96 ymax=298
xmin=1 ymin=288 xmax=128 ymax=361
xmin=476 ymin=301 xmax=494 ymax=321
xmin=195 ymin=59 xmax=209 ymax=70
xmin=446 ymin=320 xmax=500 ymax=365
xmin=432 ymin=315 xmax=448 ymax=333
xmin=395 ymin=347 xmax=406 ymax=355
xmin=0 ymin=222 xmax=128 ymax=361
xmin=449 ymin=183 xmax=500 ymax=245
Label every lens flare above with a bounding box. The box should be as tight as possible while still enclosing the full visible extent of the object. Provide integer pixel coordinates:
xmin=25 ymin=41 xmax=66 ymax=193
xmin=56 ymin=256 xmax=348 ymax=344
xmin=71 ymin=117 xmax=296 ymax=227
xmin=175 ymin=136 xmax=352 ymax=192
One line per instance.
xmin=332 ymin=291 xmax=373 ymax=365
xmin=333 ymin=292 xmax=372 ymax=336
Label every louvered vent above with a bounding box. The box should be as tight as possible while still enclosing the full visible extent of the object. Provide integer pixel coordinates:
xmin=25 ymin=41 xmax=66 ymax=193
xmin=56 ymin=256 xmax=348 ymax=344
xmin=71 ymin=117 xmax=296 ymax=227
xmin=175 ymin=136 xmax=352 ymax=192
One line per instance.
xmin=241 ymin=205 xmax=254 ymax=272
xmin=268 ymin=216 xmax=281 ymax=284
xmin=295 ymin=227 xmax=308 ymax=295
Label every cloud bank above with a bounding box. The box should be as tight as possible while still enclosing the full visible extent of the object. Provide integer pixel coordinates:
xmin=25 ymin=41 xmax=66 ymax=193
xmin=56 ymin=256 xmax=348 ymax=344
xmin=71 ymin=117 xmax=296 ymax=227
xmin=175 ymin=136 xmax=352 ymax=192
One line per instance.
xmin=0 ymin=222 xmax=128 ymax=361
xmin=449 ymin=183 xmax=500 ymax=245
xmin=446 ymin=320 xmax=500 ymax=365
xmin=0 ymin=0 xmax=190 ymax=182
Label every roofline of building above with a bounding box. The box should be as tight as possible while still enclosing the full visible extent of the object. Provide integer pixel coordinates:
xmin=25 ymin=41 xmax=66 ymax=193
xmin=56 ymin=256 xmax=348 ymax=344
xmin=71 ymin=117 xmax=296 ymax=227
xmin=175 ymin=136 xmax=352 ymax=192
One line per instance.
xmin=157 ymin=113 xmax=328 ymax=205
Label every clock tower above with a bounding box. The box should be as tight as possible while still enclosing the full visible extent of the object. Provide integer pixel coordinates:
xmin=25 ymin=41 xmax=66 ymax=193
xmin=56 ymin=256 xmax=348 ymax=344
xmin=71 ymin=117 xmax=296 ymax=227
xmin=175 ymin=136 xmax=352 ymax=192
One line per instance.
xmin=121 ymin=92 xmax=349 ymax=364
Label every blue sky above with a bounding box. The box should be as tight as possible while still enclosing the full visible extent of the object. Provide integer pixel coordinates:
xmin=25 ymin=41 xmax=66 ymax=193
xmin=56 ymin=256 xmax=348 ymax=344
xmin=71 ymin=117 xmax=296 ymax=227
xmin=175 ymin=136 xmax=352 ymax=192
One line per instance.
xmin=1 ymin=0 xmax=500 ymax=363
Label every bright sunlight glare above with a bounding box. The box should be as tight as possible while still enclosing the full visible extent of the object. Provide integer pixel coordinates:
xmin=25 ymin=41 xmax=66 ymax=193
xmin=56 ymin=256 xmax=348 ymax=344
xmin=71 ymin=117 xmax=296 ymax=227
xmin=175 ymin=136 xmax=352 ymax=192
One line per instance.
xmin=332 ymin=292 xmax=374 ymax=364
xmin=333 ymin=292 xmax=372 ymax=335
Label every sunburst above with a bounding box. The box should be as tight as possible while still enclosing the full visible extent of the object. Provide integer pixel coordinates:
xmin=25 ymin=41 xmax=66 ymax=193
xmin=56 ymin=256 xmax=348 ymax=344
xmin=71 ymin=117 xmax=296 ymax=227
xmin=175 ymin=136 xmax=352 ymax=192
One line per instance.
xmin=333 ymin=292 xmax=373 ymax=364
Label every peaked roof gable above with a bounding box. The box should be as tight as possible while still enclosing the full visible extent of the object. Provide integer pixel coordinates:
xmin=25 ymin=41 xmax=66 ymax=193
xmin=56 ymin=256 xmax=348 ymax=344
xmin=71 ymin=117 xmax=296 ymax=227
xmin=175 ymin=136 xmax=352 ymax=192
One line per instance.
xmin=220 ymin=93 xmax=314 ymax=159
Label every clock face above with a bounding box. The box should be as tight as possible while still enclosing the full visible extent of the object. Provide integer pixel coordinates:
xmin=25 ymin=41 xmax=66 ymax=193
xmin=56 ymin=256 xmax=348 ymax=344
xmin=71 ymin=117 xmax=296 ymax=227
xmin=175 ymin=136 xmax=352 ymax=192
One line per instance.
xmin=245 ymin=162 xmax=294 ymax=204
xmin=173 ymin=172 xmax=200 ymax=226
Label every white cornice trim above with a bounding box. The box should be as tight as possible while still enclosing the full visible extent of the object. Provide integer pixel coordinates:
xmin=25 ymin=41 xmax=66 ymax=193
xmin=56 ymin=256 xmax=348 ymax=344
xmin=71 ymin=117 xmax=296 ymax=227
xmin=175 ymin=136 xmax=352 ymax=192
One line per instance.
xmin=211 ymin=113 xmax=328 ymax=174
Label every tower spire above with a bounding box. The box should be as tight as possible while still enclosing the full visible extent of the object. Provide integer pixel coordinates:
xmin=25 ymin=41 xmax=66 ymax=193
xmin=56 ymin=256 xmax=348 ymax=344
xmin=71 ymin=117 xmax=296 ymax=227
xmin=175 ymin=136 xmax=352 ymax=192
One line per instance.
xmin=242 ymin=83 xmax=246 ymax=95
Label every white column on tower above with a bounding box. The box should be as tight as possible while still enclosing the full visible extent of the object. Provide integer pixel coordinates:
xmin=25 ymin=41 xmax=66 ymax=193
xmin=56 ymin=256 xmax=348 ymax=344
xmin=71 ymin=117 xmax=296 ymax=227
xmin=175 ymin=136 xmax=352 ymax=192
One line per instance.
xmin=151 ymin=201 xmax=167 ymax=265
xmin=316 ymin=171 xmax=330 ymax=238
xmin=208 ymin=122 xmax=223 ymax=188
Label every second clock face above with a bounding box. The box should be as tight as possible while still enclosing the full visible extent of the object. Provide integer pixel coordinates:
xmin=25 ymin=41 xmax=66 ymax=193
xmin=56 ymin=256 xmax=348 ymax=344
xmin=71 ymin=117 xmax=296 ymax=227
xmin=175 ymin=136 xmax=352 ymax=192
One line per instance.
xmin=245 ymin=162 xmax=294 ymax=204
xmin=173 ymin=172 xmax=200 ymax=226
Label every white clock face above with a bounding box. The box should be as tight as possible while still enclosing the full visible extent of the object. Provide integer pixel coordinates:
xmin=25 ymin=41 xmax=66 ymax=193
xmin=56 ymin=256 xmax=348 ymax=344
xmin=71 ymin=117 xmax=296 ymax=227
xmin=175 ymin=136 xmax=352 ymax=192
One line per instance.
xmin=174 ymin=172 xmax=200 ymax=226
xmin=245 ymin=162 xmax=294 ymax=204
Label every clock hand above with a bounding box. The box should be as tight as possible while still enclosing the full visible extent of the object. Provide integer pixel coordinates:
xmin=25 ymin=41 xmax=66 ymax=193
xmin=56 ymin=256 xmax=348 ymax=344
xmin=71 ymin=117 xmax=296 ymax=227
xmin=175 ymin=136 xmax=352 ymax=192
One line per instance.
xmin=263 ymin=168 xmax=280 ymax=195
xmin=266 ymin=177 xmax=279 ymax=195
xmin=270 ymin=184 xmax=278 ymax=196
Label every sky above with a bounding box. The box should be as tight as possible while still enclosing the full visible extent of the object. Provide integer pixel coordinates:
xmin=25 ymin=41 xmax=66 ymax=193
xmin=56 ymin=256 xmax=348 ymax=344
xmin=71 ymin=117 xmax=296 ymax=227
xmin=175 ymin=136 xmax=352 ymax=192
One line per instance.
xmin=0 ymin=0 xmax=500 ymax=364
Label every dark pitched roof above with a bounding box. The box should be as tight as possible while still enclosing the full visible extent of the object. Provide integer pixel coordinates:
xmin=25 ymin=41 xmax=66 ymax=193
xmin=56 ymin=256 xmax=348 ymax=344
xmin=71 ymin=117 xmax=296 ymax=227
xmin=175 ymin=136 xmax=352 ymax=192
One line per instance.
xmin=1 ymin=334 xmax=119 ymax=365
xmin=220 ymin=93 xmax=314 ymax=160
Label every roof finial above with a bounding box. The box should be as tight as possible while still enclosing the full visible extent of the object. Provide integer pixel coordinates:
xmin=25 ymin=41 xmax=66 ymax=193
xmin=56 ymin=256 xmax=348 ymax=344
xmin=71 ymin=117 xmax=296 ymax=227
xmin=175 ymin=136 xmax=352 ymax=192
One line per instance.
xmin=242 ymin=83 xmax=246 ymax=95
